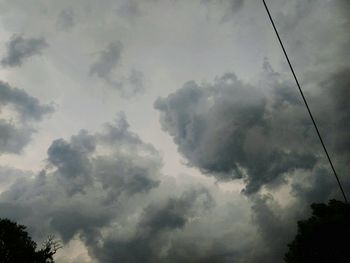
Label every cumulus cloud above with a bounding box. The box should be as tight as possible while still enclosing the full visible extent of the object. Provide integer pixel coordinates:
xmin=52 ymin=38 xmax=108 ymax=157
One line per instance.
xmin=153 ymin=60 xmax=350 ymax=262
xmin=0 ymin=1 xmax=349 ymax=262
xmin=90 ymin=188 xmax=214 ymax=263
xmin=0 ymin=113 xmax=162 ymax=242
xmin=0 ymin=115 xmax=239 ymax=263
xmin=0 ymin=114 xmax=255 ymax=263
xmin=155 ymin=72 xmax=318 ymax=194
xmin=0 ymin=81 xmax=54 ymax=154
xmin=1 ymin=35 xmax=48 ymax=67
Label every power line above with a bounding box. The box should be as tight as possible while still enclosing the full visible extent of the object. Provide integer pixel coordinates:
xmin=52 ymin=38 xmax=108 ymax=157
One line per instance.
xmin=261 ymin=0 xmax=348 ymax=203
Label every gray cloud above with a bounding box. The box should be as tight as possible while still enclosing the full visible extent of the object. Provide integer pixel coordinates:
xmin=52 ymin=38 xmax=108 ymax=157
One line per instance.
xmin=202 ymin=0 xmax=245 ymax=13
xmin=155 ymin=72 xmax=318 ymax=194
xmin=0 ymin=81 xmax=53 ymax=154
xmin=0 ymin=114 xmax=254 ymax=263
xmin=249 ymin=194 xmax=295 ymax=263
xmin=153 ymin=56 xmax=350 ymax=260
xmin=90 ymin=42 xmax=123 ymax=80
xmin=116 ymin=0 xmax=141 ymax=19
xmin=0 ymin=1 xmax=349 ymax=262
xmin=201 ymin=0 xmax=245 ymax=22
xmin=0 ymin=81 xmax=54 ymax=122
xmin=89 ymin=188 xmax=214 ymax=263
xmin=1 ymin=35 xmax=48 ymax=67
xmin=56 ymin=8 xmax=75 ymax=31
xmin=0 ymin=166 xmax=33 ymax=193
xmin=317 ymin=68 xmax=350 ymax=158
xmin=0 ymin=120 xmax=33 ymax=155
xmin=90 ymin=43 xmax=144 ymax=98
xmin=0 ymin=114 xmax=163 ymax=243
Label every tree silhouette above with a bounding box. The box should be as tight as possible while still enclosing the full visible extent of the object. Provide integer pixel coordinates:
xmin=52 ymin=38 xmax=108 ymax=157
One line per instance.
xmin=284 ymin=199 xmax=350 ymax=263
xmin=0 ymin=218 xmax=60 ymax=263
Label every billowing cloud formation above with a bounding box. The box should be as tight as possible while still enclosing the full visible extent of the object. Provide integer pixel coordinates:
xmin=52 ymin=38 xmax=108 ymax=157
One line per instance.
xmin=90 ymin=43 xmax=144 ymax=98
xmin=0 ymin=81 xmax=53 ymax=154
xmin=1 ymin=35 xmax=48 ymax=67
xmin=155 ymin=72 xmax=318 ymax=193
xmin=90 ymin=188 xmax=214 ymax=263
xmin=0 ymin=0 xmax=349 ymax=262
xmin=0 ymin=114 xmax=255 ymax=263
xmin=0 ymin=113 xmax=161 ymax=241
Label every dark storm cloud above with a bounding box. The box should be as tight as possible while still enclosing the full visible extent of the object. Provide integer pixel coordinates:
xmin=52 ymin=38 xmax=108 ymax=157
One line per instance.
xmin=90 ymin=43 xmax=144 ymax=97
xmin=47 ymin=131 xmax=95 ymax=178
xmin=0 ymin=81 xmax=53 ymax=154
xmin=155 ymin=72 xmax=317 ymax=194
xmin=317 ymin=68 xmax=350 ymax=157
xmin=0 ymin=114 xmax=162 ymax=243
xmin=0 ymin=81 xmax=54 ymax=121
xmin=0 ymin=114 xmax=235 ymax=263
xmin=1 ymin=35 xmax=48 ymax=67
xmin=0 ymin=1 xmax=349 ymax=262
xmin=89 ymin=188 xmax=214 ymax=263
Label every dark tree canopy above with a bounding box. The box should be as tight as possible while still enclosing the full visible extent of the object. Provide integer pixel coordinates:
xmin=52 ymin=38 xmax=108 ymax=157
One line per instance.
xmin=284 ymin=199 xmax=350 ymax=263
xmin=0 ymin=218 xmax=59 ymax=263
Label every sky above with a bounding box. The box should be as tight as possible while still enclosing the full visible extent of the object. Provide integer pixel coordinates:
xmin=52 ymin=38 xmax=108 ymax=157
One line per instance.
xmin=0 ymin=0 xmax=349 ymax=262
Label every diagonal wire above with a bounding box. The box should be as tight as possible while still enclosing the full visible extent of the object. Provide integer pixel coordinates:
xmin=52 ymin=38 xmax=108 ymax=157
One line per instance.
xmin=261 ymin=0 xmax=348 ymax=203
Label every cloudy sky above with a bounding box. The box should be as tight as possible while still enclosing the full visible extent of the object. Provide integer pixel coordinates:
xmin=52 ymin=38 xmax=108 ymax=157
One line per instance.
xmin=0 ymin=0 xmax=349 ymax=262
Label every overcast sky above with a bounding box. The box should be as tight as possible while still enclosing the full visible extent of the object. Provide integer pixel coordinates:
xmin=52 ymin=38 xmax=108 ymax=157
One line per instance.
xmin=0 ymin=0 xmax=349 ymax=262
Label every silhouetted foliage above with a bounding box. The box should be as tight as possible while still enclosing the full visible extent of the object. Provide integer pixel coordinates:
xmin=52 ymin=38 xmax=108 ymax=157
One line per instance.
xmin=0 ymin=218 xmax=60 ymax=263
xmin=284 ymin=199 xmax=350 ymax=263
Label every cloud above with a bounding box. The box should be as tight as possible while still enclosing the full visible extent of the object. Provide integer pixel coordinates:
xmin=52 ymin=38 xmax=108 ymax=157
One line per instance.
xmin=0 ymin=120 xmax=33 ymax=155
xmin=0 ymin=166 xmax=33 ymax=193
xmin=116 ymin=0 xmax=141 ymax=19
xmin=0 ymin=81 xmax=54 ymax=122
xmin=0 ymin=1 xmax=349 ymax=262
xmin=90 ymin=42 xmax=123 ymax=80
xmin=155 ymin=72 xmax=317 ymax=194
xmin=56 ymin=8 xmax=75 ymax=31
xmin=0 ymin=114 xmax=163 ymax=243
xmin=1 ymin=35 xmax=48 ymax=67
xmin=201 ymin=0 xmax=245 ymax=21
xmin=0 ymin=113 xmax=254 ymax=263
xmin=0 ymin=81 xmax=54 ymax=154
xmin=90 ymin=43 xmax=144 ymax=98
xmin=317 ymin=68 xmax=350 ymax=158
xmin=88 ymin=188 xmax=214 ymax=263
